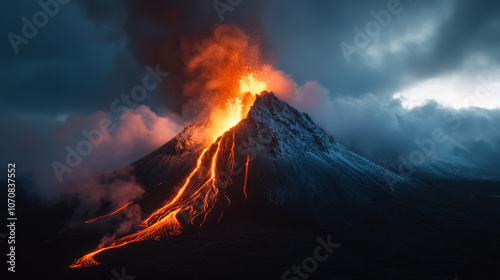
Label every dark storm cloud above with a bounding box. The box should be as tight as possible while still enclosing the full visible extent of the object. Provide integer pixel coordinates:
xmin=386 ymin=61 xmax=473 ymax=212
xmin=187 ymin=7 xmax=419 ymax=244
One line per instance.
xmin=400 ymin=0 xmax=500 ymax=80
xmin=260 ymin=0 xmax=500 ymax=97
xmin=4 ymin=0 xmax=496 ymax=123
xmin=0 ymin=1 xmax=143 ymax=116
xmin=0 ymin=0 xmax=152 ymax=169
xmin=259 ymin=0 xmax=422 ymax=95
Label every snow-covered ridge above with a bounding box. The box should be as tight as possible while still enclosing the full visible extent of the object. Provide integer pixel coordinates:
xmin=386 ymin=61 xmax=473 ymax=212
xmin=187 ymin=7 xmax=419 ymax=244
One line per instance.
xmin=129 ymin=91 xmax=426 ymax=225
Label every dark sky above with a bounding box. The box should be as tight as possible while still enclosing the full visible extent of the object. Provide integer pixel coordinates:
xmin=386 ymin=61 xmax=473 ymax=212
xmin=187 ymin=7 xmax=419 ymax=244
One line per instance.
xmin=1 ymin=0 xmax=500 ymax=194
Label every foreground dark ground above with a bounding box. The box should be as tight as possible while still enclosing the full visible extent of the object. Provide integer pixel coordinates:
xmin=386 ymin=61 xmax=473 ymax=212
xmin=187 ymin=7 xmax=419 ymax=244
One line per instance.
xmin=4 ymin=180 xmax=500 ymax=280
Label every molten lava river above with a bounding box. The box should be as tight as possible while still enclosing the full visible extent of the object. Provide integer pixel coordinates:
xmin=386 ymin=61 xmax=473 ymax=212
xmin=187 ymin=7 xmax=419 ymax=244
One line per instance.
xmin=71 ymin=70 xmax=268 ymax=268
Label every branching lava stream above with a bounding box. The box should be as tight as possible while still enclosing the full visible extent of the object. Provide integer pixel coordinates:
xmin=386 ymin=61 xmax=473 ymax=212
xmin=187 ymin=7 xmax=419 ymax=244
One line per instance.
xmin=71 ymin=71 xmax=267 ymax=268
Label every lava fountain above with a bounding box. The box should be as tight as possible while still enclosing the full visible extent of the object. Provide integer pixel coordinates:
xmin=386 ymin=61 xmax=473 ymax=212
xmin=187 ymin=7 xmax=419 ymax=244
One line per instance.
xmin=71 ymin=27 xmax=268 ymax=267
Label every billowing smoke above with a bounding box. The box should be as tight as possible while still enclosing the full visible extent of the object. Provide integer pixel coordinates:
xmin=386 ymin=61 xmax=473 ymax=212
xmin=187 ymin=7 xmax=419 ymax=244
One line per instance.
xmin=27 ymin=105 xmax=183 ymax=229
xmin=37 ymin=105 xmax=182 ymax=191
xmin=28 ymin=105 xmax=182 ymax=239
xmin=63 ymin=167 xmax=143 ymax=220
xmin=96 ymin=203 xmax=143 ymax=249
xmin=80 ymin=0 xmax=265 ymax=115
xmin=177 ymin=24 xmax=264 ymax=121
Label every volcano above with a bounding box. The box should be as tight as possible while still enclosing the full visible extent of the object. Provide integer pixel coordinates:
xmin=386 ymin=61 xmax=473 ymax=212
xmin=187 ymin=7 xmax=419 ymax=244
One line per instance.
xmin=71 ymin=91 xmax=430 ymax=267
xmin=133 ymin=91 xmax=425 ymax=225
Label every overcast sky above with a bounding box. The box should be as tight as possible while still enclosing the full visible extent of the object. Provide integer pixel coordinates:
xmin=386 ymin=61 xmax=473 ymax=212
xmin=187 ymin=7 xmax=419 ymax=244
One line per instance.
xmin=1 ymin=0 xmax=499 ymax=192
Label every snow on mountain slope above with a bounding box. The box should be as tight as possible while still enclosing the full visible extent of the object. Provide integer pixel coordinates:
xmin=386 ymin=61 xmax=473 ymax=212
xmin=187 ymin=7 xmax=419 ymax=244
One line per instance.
xmin=372 ymin=155 xmax=500 ymax=186
xmin=229 ymin=92 xmax=425 ymax=224
xmin=127 ymin=92 xmax=426 ymax=225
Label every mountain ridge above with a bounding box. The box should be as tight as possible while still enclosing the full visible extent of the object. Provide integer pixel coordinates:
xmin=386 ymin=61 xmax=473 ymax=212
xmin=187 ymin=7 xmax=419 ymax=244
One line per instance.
xmin=128 ymin=91 xmax=426 ymax=225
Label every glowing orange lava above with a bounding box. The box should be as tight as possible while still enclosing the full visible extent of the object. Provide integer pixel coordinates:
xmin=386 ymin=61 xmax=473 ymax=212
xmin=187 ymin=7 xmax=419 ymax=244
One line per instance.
xmin=240 ymin=73 xmax=267 ymax=95
xmin=71 ymin=209 xmax=181 ymax=268
xmin=243 ymin=154 xmax=250 ymax=201
xmin=207 ymin=71 xmax=267 ymax=142
xmin=85 ymin=201 xmax=134 ymax=224
xmin=71 ymin=71 xmax=267 ymax=268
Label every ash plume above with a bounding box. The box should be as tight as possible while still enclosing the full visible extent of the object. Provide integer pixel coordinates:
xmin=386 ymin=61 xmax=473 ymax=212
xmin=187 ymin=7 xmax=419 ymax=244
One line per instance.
xmin=81 ymin=0 xmax=266 ymax=118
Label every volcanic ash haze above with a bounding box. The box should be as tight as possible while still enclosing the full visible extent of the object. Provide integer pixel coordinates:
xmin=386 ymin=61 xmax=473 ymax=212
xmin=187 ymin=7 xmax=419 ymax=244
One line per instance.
xmin=71 ymin=91 xmax=425 ymax=267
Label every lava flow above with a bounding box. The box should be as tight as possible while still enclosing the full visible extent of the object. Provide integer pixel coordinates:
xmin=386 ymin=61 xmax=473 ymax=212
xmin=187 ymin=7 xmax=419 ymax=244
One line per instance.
xmin=71 ymin=70 xmax=267 ymax=268
xmin=85 ymin=201 xmax=134 ymax=224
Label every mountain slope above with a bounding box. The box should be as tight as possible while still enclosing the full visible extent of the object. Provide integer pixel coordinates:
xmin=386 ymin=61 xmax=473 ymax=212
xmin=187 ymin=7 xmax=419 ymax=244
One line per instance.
xmin=226 ymin=92 xmax=425 ymax=224
xmin=130 ymin=92 xmax=426 ymax=225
